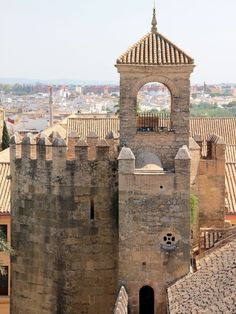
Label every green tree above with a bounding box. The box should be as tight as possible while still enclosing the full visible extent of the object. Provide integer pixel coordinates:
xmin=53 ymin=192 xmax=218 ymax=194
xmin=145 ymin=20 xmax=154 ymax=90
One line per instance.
xmin=114 ymin=100 xmax=120 ymax=115
xmin=2 ymin=84 xmax=12 ymax=93
xmin=226 ymin=101 xmax=236 ymax=108
xmin=0 ymin=232 xmax=11 ymax=254
xmin=190 ymin=102 xmax=236 ymax=117
xmin=1 ymin=121 xmax=10 ymax=150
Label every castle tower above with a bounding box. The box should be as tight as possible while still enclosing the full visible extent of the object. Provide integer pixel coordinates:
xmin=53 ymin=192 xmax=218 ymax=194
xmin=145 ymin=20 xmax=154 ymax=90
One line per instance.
xmin=116 ymin=8 xmax=194 ymax=169
xmin=10 ymin=6 xmax=195 ymax=314
xmin=10 ymin=134 xmax=119 ymax=314
xmin=116 ymin=8 xmax=195 ymax=314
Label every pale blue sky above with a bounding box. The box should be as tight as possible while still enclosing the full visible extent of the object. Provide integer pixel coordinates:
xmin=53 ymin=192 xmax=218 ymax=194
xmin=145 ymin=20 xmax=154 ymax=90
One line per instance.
xmin=1 ymin=0 xmax=235 ymax=84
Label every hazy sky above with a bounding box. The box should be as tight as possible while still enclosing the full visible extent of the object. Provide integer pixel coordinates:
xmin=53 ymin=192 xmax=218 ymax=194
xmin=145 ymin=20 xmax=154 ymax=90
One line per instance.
xmin=1 ymin=0 xmax=235 ymax=84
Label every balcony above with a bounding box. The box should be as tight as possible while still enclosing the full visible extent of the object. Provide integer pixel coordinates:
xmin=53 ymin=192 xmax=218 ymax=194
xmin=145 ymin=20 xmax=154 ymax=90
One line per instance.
xmin=136 ymin=112 xmax=172 ymax=132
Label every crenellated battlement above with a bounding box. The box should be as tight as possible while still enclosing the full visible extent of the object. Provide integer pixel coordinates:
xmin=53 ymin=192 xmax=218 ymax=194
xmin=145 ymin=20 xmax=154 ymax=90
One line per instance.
xmin=10 ymin=132 xmax=119 ymax=192
xmin=192 ymin=134 xmax=226 ymax=160
xmin=206 ymin=134 xmax=225 ymax=160
xmin=10 ymin=130 xmax=119 ymax=164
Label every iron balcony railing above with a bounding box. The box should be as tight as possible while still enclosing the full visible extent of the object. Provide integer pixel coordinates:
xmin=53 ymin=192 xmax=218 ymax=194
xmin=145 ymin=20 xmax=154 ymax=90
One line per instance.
xmin=137 ymin=112 xmax=171 ymax=132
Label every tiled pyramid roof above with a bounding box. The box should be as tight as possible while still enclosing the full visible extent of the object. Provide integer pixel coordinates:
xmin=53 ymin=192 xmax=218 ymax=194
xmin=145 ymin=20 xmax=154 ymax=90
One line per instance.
xmin=67 ymin=115 xmax=119 ymax=139
xmin=117 ymin=32 xmax=194 ymax=65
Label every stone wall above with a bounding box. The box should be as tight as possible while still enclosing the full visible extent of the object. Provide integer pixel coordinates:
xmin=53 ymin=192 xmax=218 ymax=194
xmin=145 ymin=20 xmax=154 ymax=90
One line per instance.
xmin=10 ymin=134 xmax=118 ymax=314
xmin=190 ymin=135 xmax=226 ymax=229
xmin=197 ymin=160 xmax=225 ymax=228
xmin=132 ymin=132 xmax=188 ymax=171
xmin=118 ymin=146 xmax=191 ymax=314
xmin=116 ymin=62 xmax=194 ymax=314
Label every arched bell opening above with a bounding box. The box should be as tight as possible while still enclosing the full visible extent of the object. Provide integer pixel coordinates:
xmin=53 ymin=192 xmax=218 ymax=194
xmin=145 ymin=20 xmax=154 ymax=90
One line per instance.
xmin=136 ymin=82 xmax=173 ymax=133
xmin=139 ymin=285 xmax=155 ymax=314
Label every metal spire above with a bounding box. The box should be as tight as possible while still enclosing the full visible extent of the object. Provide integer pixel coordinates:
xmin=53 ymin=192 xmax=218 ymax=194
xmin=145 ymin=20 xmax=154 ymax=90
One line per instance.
xmin=151 ymin=0 xmax=158 ymax=33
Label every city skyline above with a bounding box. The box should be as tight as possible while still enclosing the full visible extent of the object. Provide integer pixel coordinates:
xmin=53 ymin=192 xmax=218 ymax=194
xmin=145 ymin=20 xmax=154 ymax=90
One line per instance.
xmin=1 ymin=0 xmax=236 ymax=84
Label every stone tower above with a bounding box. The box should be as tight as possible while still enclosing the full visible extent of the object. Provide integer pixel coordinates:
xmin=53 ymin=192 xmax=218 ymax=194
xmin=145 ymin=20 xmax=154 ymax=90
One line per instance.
xmin=10 ymin=7 xmax=195 ymax=314
xmin=10 ymin=134 xmax=119 ymax=314
xmin=116 ymin=8 xmax=195 ymax=314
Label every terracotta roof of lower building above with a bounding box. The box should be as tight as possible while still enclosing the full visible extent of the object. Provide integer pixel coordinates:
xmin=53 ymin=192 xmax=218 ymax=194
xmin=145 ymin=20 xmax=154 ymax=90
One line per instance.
xmin=67 ymin=115 xmax=119 ymax=139
xmin=168 ymin=237 xmax=236 ymax=313
xmin=0 ymin=162 xmax=10 ymax=214
xmin=43 ymin=124 xmax=67 ymax=139
xmin=226 ymin=145 xmax=236 ymax=163
xmin=190 ymin=117 xmax=236 ymax=145
xmin=225 ymin=163 xmax=236 ymax=214
xmin=0 ymin=148 xmax=10 ymax=163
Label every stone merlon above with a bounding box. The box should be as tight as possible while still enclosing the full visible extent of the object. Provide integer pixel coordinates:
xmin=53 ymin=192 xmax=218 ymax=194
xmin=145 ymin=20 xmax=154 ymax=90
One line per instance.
xmin=76 ymin=139 xmax=88 ymax=147
xmin=22 ymin=133 xmax=35 ymax=145
xmin=175 ymin=145 xmax=191 ymax=160
xmin=118 ymin=147 xmax=135 ymax=160
xmin=52 ymin=137 xmax=67 ymax=147
xmin=10 ymin=133 xmax=20 ymax=145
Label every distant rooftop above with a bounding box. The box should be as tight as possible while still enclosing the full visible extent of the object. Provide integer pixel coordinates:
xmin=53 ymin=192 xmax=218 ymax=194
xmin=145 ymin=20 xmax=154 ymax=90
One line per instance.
xmin=67 ymin=114 xmax=119 ymax=139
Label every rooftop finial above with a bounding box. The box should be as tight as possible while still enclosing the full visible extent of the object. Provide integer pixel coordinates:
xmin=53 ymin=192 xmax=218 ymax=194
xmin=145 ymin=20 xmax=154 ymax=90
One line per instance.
xmin=151 ymin=1 xmax=158 ymax=33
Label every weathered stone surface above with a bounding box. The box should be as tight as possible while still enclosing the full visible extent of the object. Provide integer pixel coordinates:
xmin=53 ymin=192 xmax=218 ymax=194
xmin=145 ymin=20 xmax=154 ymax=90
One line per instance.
xmin=116 ymin=53 xmax=193 ymax=313
xmin=10 ymin=13 xmax=198 ymax=314
xmin=52 ymin=137 xmax=67 ymax=147
xmin=10 ymin=140 xmax=118 ymax=314
xmin=175 ymin=145 xmax=191 ymax=160
xmin=190 ymin=136 xmax=226 ymax=230
xmin=116 ymin=63 xmax=194 ymax=170
xmin=118 ymin=147 xmax=135 ymax=160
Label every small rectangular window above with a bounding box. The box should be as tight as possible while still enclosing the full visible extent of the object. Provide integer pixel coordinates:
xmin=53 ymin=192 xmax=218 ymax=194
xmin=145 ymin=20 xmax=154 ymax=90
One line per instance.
xmin=0 ymin=225 xmax=7 ymax=248
xmin=0 ymin=266 xmax=8 ymax=296
xmin=90 ymin=198 xmax=95 ymax=220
